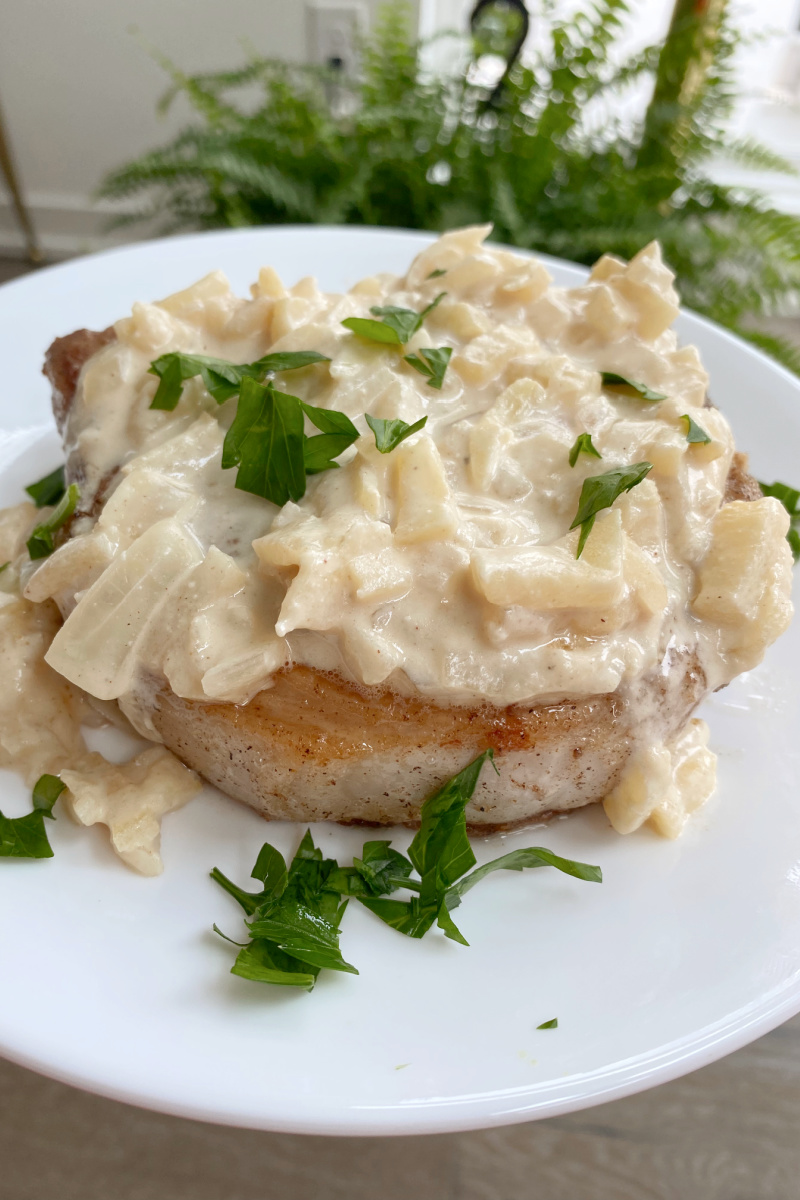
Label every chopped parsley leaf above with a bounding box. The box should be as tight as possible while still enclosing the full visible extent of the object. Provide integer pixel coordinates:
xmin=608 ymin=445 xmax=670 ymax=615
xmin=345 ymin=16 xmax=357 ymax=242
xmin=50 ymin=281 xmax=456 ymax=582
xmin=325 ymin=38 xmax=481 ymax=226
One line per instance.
xmin=221 ymin=379 xmax=306 ymax=506
xmin=366 ymin=414 xmax=428 ymax=453
xmin=27 ymin=484 xmax=79 ymax=560
xmin=681 ymin=414 xmax=711 ymax=444
xmin=570 ymin=462 xmax=653 ymax=557
xmin=601 ymin=372 xmax=666 ymax=402
xmin=301 ymin=401 xmax=360 ymax=475
xmin=25 ymin=465 xmax=66 ymax=508
xmin=0 ymin=774 xmax=65 ymax=859
xmin=342 ymin=293 xmax=446 ymax=346
xmin=148 ymin=350 xmax=329 ymax=411
xmin=404 ymin=346 xmax=452 ymax=389
xmin=568 ymin=433 xmax=602 ymax=467
xmin=212 ymin=755 xmax=601 ymax=992
xmin=221 ymin=381 xmax=358 ymax=504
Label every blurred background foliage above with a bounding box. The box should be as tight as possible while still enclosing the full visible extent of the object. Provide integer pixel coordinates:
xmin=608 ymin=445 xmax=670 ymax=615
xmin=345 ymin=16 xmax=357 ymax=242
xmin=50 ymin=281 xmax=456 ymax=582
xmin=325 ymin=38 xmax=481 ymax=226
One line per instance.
xmin=99 ymin=0 xmax=800 ymax=373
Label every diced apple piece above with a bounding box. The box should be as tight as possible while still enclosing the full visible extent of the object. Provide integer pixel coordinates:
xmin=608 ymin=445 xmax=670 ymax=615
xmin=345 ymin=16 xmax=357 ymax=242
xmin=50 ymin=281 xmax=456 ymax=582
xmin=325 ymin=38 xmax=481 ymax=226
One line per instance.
xmin=693 ymin=497 xmax=794 ymax=671
xmin=428 ymin=299 xmax=492 ymax=340
xmin=693 ymin=498 xmax=791 ymax=624
xmin=254 ymin=265 xmax=287 ymax=299
xmin=494 ymin=377 xmax=546 ymax=424
xmin=442 ymin=256 xmax=501 ymax=296
xmin=452 ymin=326 xmax=539 ymax=387
xmin=404 ymin=224 xmax=493 ymax=287
xmin=354 ymin=458 xmax=385 ymax=519
xmin=584 ymin=282 xmax=632 ymax=339
xmin=494 ymin=259 xmax=551 ymax=306
xmin=347 ymin=551 xmax=411 ymax=603
xmin=617 ymin=478 xmax=665 ymax=553
xmin=588 ymin=253 xmax=626 ymax=283
xmin=618 ymin=242 xmax=680 ymax=340
xmin=469 ymin=417 xmax=513 ymax=491
xmin=604 ymin=720 xmax=717 ymax=839
xmin=393 ymin=436 xmax=459 ymax=545
xmin=603 ymin=743 xmax=672 ymax=835
xmin=157 ymin=270 xmax=231 ymax=317
xmin=642 ymin=430 xmax=686 ymax=478
xmin=471 ymin=510 xmax=625 ymax=610
xmin=624 ymin=538 xmax=668 ymax=616
xmin=649 ymin=720 xmax=717 ymax=839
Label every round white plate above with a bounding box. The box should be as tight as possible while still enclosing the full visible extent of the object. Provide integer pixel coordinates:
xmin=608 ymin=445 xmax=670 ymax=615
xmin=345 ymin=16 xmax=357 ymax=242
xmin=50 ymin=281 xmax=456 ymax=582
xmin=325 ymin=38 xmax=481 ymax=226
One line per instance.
xmin=0 ymin=227 xmax=798 ymax=1136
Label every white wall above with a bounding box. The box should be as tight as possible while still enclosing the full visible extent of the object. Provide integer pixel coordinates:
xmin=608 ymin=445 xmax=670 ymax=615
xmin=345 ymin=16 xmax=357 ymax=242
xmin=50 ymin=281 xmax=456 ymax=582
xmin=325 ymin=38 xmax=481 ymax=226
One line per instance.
xmin=0 ymin=0 xmax=419 ymax=256
xmin=1 ymin=0 xmax=798 ymax=257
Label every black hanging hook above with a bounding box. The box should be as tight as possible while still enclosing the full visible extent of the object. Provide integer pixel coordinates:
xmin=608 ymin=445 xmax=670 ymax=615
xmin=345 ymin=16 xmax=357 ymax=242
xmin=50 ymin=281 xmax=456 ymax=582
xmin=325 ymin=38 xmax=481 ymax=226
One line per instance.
xmin=469 ymin=0 xmax=530 ymax=104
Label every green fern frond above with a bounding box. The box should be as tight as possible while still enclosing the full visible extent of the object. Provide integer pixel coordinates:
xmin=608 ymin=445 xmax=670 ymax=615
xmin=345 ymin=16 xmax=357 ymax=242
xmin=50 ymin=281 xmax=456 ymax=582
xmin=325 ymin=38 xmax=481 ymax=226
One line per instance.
xmin=721 ymin=136 xmax=799 ymax=176
xmin=96 ymin=0 xmax=800 ymax=375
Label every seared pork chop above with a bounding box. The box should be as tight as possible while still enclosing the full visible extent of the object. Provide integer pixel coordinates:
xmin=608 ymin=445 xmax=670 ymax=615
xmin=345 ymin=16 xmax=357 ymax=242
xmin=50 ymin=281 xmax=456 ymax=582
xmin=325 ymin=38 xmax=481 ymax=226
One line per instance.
xmin=41 ymin=327 xmax=758 ymax=831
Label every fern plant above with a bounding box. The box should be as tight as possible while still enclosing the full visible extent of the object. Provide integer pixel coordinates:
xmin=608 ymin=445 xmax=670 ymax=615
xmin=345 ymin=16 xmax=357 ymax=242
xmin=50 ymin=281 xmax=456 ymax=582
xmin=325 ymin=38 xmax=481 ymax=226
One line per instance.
xmin=98 ymin=1 xmax=800 ymax=373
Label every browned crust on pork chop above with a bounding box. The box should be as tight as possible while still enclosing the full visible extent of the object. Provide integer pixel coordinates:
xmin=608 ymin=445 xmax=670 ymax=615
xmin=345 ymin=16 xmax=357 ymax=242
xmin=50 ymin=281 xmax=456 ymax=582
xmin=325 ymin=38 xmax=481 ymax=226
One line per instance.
xmin=149 ymin=650 xmax=706 ymax=831
xmin=43 ymin=327 xmax=118 ymax=528
xmin=724 ymin=451 xmax=762 ymax=503
xmin=44 ymin=328 xmax=760 ymax=830
xmin=43 ymin=328 xmax=115 ymax=435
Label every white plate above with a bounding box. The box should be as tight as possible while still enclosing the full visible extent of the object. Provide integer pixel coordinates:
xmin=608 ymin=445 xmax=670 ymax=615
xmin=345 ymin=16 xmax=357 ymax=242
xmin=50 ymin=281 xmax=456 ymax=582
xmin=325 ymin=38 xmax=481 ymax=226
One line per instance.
xmin=0 ymin=227 xmax=799 ymax=1136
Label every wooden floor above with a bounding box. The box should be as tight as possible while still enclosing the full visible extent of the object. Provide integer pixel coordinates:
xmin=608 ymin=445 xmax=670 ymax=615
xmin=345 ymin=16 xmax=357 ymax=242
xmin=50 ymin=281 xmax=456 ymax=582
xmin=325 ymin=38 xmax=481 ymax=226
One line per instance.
xmin=1 ymin=1014 xmax=800 ymax=1199
xmin=1 ymin=252 xmax=799 ymax=1197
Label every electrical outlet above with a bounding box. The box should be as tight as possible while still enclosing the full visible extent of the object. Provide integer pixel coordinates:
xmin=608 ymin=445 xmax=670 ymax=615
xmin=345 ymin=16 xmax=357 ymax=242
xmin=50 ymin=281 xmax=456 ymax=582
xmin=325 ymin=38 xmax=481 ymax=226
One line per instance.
xmin=305 ymin=2 xmax=366 ymax=75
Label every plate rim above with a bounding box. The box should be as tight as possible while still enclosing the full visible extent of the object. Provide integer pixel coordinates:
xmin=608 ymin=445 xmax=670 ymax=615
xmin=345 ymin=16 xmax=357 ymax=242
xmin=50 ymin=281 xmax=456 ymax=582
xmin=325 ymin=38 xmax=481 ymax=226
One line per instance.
xmin=5 ymin=220 xmax=798 ymax=399
xmin=1 ymin=972 xmax=799 ymax=1135
xmin=0 ymin=223 xmax=799 ymax=1136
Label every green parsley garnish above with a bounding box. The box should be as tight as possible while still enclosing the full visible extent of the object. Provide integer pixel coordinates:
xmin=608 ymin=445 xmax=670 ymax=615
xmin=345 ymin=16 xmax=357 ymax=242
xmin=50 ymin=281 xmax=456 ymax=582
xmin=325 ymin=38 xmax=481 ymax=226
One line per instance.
xmin=25 ymin=465 xmax=66 ymax=508
xmin=681 ymin=414 xmax=711 ymax=444
xmin=148 ymin=350 xmax=330 ymax=411
xmin=149 ymin=348 xmax=444 ymax=502
xmin=0 ymin=774 xmax=65 ymax=859
xmin=221 ymin=379 xmax=305 ymax=506
xmin=0 ymin=562 xmax=8 ymax=574
xmin=759 ymin=480 xmax=800 ymax=562
xmin=570 ymin=462 xmax=653 ymax=557
xmin=212 ymin=830 xmax=355 ymax=990
xmin=426 ymin=269 xmax=447 ymax=279
xmin=568 ymin=433 xmax=602 ymax=468
xmin=300 ymin=400 xmax=361 ymax=475
xmin=365 ymin=414 xmax=428 ymax=454
xmin=212 ymin=752 xmax=601 ymax=991
xmin=404 ymin=346 xmax=452 ymax=389
xmin=26 ymin=483 xmax=79 ymax=560
xmin=537 ymin=1018 xmax=558 ymax=1029
xmin=221 ymin=379 xmax=358 ymax=505
xmin=339 ymin=317 xmax=405 ymax=346
xmin=341 ymin=293 xmax=446 ymax=346
xmin=601 ymin=372 xmax=666 ymax=402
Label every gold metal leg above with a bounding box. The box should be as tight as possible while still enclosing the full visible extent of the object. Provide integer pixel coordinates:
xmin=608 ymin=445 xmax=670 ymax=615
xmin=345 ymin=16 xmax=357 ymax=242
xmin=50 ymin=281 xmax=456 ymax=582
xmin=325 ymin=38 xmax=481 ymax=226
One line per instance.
xmin=0 ymin=95 xmax=42 ymax=264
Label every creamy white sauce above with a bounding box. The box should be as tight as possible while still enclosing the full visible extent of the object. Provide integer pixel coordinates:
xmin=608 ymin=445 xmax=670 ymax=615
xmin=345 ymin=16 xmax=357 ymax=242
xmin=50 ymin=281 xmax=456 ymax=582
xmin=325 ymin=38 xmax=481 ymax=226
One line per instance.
xmin=0 ymin=503 xmax=200 ymax=873
xmin=36 ymin=226 xmax=793 ymax=714
xmin=603 ymin=717 xmax=717 ymax=838
xmin=0 ymin=225 xmax=794 ymax=849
